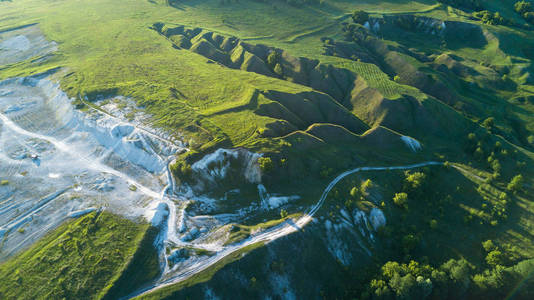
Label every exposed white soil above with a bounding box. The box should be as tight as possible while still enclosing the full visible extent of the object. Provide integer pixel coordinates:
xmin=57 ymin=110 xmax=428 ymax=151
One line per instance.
xmin=401 ymin=135 xmax=422 ymax=152
xmin=0 ymin=25 xmax=57 ymax=66
xmin=0 ymin=74 xmax=182 ymax=260
xmin=130 ymin=161 xmax=443 ymax=298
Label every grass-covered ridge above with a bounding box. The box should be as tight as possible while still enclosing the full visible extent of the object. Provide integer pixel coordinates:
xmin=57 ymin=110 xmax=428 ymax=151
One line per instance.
xmin=0 ymin=211 xmax=159 ymax=300
xmin=1 ymin=0 xmax=534 ymax=298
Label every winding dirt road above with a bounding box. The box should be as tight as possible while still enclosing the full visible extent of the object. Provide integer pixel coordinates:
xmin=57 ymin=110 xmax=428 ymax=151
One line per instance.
xmin=127 ymin=161 xmax=444 ymax=299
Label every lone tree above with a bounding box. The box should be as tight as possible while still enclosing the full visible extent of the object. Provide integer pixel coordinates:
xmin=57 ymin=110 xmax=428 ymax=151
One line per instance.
xmin=350 ymin=186 xmax=360 ymax=198
xmin=352 ymin=10 xmax=369 ymax=25
xmin=393 ymin=192 xmax=409 ymax=209
xmin=507 ymin=174 xmax=524 ymax=194
xmin=482 ymin=117 xmax=495 ymax=130
xmin=258 ymin=157 xmax=274 ymax=173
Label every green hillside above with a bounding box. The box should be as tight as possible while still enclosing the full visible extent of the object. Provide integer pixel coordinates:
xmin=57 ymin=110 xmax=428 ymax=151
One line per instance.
xmin=0 ymin=0 xmax=533 ymax=299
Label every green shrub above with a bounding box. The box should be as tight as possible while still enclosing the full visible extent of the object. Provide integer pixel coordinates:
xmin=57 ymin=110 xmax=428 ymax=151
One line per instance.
xmin=430 ymin=219 xmax=438 ymax=230
xmin=267 ymin=51 xmax=281 ymax=68
xmin=393 ymin=192 xmax=409 ymax=209
xmin=515 ymin=1 xmax=532 ymax=14
xmin=404 ymin=171 xmax=426 ymax=190
xmin=486 ymin=250 xmax=504 ymax=266
xmin=481 ymin=117 xmax=495 ymax=129
xmin=507 ymin=174 xmax=523 ymax=193
xmin=482 ymin=240 xmax=496 ymax=252
xmin=170 ymin=160 xmax=193 ymax=181
xmin=361 ymin=179 xmax=373 ymax=195
xmin=351 ymin=10 xmax=369 ymax=25
xmin=350 ymin=186 xmax=359 ymax=198
xmin=258 ymin=157 xmax=273 ymax=173
xmin=274 ymin=63 xmax=283 ymax=76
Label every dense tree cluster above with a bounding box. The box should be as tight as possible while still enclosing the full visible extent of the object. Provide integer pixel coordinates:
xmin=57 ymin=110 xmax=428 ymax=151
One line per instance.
xmin=361 ymin=242 xmax=534 ymax=300
xmin=472 ymin=10 xmax=507 ymax=25
xmin=515 ymin=1 xmax=534 ymax=24
xmin=363 ymin=259 xmax=474 ymax=299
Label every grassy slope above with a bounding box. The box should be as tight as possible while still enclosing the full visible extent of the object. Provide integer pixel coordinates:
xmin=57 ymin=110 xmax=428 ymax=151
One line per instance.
xmin=1 ymin=0 xmax=534 ymax=297
xmin=0 ymin=212 xmax=156 ymax=300
xmin=0 ymin=0 xmax=449 ymax=149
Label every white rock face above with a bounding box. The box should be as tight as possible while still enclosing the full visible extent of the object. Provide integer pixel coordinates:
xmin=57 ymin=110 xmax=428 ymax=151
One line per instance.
xmin=257 ymin=183 xmax=299 ymax=209
xmin=0 ymin=25 xmax=58 ymax=65
xmin=0 ymin=35 xmax=31 ymax=52
xmin=68 ymin=207 xmax=97 ymax=218
xmin=267 ymin=195 xmax=300 ymax=209
xmin=242 ymin=151 xmax=262 ymax=183
xmin=373 ymin=22 xmax=380 ymax=32
xmin=257 ymin=184 xmax=268 ymax=203
xmin=353 ymin=210 xmax=367 ymax=225
xmin=369 ymin=208 xmax=386 ymax=230
xmin=192 ymin=148 xmax=239 ymax=180
xmin=401 ymin=136 xmax=422 ymax=152
xmin=191 ymin=148 xmax=262 ymax=185
xmin=324 ymin=218 xmax=352 ymax=266
xmin=0 ymin=74 xmax=179 ymax=259
xmin=111 ymin=123 xmax=135 ymax=137
xmin=152 ymin=203 xmax=169 ymax=227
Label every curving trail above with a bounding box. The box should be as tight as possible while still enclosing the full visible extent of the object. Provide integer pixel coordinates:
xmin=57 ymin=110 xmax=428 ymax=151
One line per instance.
xmin=0 ymin=78 xmax=448 ymax=298
xmin=127 ymin=161 xmax=444 ymax=299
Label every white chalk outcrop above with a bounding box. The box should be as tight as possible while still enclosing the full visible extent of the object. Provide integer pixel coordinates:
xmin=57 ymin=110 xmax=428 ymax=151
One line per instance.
xmin=369 ymin=208 xmax=386 ymax=231
xmin=0 ymin=25 xmax=58 ymax=66
xmin=401 ymin=136 xmax=422 ymax=152
xmin=191 ymin=148 xmax=262 ymax=185
xmin=0 ymin=74 xmax=180 ymax=260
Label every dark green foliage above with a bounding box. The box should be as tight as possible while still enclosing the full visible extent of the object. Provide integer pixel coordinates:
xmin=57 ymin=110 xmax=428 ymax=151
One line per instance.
xmin=402 ymin=234 xmax=420 ymax=253
xmin=341 ymin=22 xmax=370 ymax=42
xmin=486 ymin=250 xmax=504 ymax=266
xmin=350 ymin=186 xmax=359 ymax=198
xmin=482 ymin=240 xmax=496 ymax=252
xmin=258 ymin=156 xmax=273 ymax=173
xmin=472 ymin=11 xmax=507 ymax=25
xmin=170 ymin=160 xmax=193 ymax=181
xmin=351 ymin=10 xmax=369 ymax=25
xmin=524 ymin=11 xmax=534 ymax=23
xmin=481 ymin=117 xmax=495 ymax=129
xmin=102 ymin=227 xmax=161 ymax=300
xmin=507 ymin=174 xmax=524 ymax=193
xmin=514 ymin=1 xmax=534 ymax=24
xmin=393 ymin=192 xmax=408 ymax=209
xmin=365 ymin=259 xmax=469 ymax=300
xmin=515 ymin=1 xmax=532 ymax=14
xmin=266 ymin=50 xmax=281 ymax=68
